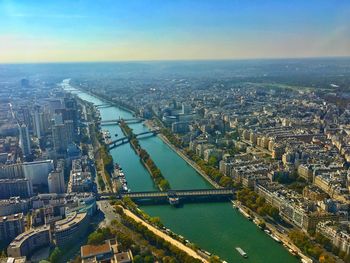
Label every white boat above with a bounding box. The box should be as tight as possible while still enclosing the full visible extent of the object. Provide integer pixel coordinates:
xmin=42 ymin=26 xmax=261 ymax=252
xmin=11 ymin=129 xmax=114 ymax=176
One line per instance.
xmin=235 ymin=247 xmax=248 ymax=258
xmin=271 ymin=235 xmax=281 ymax=243
xmin=264 ymin=229 xmax=271 ymax=235
xmin=238 ymin=208 xmax=251 ymax=219
xmin=289 ymin=249 xmax=298 ymax=257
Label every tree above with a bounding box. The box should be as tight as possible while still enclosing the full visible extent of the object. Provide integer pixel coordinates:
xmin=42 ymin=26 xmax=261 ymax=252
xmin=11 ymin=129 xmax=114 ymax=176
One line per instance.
xmin=49 ymin=247 xmax=62 ymax=263
xmin=144 ymin=255 xmax=154 ymax=263
xmin=268 ymin=207 xmax=280 ymax=221
xmin=0 ymin=251 xmax=6 ymax=258
xmin=150 ymin=216 xmax=163 ymax=228
xmin=159 ymin=179 xmax=170 ymax=191
xmin=133 ymin=255 xmax=143 ymax=263
xmin=87 ymin=227 xmax=113 ymax=245
xmin=208 ymin=156 xmax=218 ymax=166
xmin=219 ymin=176 xmax=232 ymax=187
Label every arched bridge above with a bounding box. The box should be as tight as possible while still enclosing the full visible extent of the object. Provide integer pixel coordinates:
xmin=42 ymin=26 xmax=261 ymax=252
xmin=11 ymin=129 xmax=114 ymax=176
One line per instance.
xmin=108 ymin=130 xmax=160 ymax=149
xmin=98 ymin=188 xmax=235 ymax=205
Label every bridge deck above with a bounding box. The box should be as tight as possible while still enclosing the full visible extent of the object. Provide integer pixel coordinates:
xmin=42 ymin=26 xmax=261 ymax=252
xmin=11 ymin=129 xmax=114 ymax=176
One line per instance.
xmin=100 ymin=188 xmax=234 ymax=199
xmin=108 ymin=130 xmax=159 ymax=146
xmin=100 ymin=118 xmax=144 ymax=123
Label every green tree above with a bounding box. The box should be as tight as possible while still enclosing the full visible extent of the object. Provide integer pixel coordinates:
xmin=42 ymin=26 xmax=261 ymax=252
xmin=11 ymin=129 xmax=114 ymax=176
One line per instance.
xmin=133 ymin=255 xmax=143 ymax=263
xmin=159 ymin=179 xmax=170 ymax=191
xmin=143 ymin=255 xmax=154 ymax=263
xmin=219 ymin=176 xmax=232 ymax=187
xmin=87 ymin=227 xmax=113 ymax=245
xmin=208 ymin=156 xmax=218 ymax=166
xmin=49 ymin=247 xmax=62 ymax=263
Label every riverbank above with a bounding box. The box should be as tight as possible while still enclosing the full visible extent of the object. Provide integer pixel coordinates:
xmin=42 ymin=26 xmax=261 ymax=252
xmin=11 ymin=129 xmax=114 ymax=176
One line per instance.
xmin=233 ymin=201 xmax=312 ymax=263
xmin=72 ymin=84 xmax=137 ymax=114
xmin=145 ymin=120 xmax=221 ymax=189
xmin=119 ymin=205 xmax=209 ymax=262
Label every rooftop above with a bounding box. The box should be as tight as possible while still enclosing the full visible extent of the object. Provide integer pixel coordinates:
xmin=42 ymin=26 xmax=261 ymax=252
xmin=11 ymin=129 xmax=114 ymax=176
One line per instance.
xmin=8 ymin=225 xmax=49 ymax=248
xmin=81 ymin=242 xmax=111 ymax=259
xmin=54 ymin=212 xmax=87 ymax=232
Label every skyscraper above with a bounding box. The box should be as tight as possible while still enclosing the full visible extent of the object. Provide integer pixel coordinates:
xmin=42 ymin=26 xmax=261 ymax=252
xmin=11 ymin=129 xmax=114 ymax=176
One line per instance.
xmin=18 ymin=124 xmax=31 ymax=157
xmin=52 ymin=121 xmax=74 ymax=153
xmin=33 ymin=105 xmax=43 ymax=139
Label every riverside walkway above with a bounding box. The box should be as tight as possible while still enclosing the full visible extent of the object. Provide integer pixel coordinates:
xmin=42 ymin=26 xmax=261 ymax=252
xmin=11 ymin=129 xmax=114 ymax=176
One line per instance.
xmin=120 ymin=206 xmax=209 ymax=262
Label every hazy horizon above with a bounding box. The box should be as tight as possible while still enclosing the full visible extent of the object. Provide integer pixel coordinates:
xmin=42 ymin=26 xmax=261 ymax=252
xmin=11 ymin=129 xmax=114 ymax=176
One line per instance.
xmin=1 ymin=55 xmax=350 ymax=66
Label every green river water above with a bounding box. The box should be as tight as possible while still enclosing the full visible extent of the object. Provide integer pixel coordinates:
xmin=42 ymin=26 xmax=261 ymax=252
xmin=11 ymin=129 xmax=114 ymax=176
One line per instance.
xmin=71 ymin=87 xmax=299 ymax=263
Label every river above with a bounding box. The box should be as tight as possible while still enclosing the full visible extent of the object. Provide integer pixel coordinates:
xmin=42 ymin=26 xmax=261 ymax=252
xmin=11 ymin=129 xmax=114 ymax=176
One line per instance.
xmin=67 ymin=85 xmax=299 ymax=263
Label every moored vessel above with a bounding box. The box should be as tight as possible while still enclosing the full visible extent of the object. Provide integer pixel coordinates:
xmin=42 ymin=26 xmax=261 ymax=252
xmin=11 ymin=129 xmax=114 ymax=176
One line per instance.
xmin=235 ymin=247 xmax=248 ymax=258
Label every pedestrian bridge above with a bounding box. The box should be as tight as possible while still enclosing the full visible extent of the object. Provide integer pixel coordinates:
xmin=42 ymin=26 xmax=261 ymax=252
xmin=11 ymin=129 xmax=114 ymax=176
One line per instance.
xmin=98 ymin=188 xmax=235 ymax=205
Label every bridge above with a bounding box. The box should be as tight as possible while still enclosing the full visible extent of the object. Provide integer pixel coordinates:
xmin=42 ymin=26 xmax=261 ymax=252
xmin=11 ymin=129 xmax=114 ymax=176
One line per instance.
xmin=95 ymin=103 xmax=112 ymax=109
xmin=98 ymin=188 xmax=235 ymax=205
xmin=108 ymin=130 xmax=160 ymax=149
xmin=100 ymin=118 xmax=144 ymax=126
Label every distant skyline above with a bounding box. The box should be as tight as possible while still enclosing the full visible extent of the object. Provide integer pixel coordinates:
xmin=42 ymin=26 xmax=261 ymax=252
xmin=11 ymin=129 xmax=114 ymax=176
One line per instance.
xmin=1 ymin=0 xmax=350 ymax=63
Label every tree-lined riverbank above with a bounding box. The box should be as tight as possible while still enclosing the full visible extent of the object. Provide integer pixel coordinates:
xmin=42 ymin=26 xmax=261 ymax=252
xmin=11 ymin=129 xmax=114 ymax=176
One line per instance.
xmin=119 ymin=120 xmax=170 ymax=191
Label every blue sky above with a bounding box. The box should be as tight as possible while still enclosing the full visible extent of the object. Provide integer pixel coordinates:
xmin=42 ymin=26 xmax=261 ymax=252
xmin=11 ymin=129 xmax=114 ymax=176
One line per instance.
xmin=1 ymin=0 xmax=350 ymax=62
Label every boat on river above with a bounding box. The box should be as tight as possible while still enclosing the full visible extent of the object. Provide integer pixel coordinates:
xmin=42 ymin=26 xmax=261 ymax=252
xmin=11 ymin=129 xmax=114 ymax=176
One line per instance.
xmin=112 ymin=163 xmax=130 ymax=192
xmin=238 ymin=207 xmax=252 ymax=220
xmin=270 ymin=234 xmax=281 ymax=243
xmin=235 ymin=247 xmax=248 ymax=258
xmin=264 ymin=229 xmax=271 ymax=235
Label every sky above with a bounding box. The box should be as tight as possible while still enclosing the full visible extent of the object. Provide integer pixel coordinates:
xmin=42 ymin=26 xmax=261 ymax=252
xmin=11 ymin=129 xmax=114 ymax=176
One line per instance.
xmin=1 ymin=0 xmax=350 ymax=63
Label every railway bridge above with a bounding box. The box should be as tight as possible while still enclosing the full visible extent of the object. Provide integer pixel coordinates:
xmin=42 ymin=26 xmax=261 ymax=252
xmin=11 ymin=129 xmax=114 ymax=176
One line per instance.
xmin=98 ymin=188 xmax=235 ymax=205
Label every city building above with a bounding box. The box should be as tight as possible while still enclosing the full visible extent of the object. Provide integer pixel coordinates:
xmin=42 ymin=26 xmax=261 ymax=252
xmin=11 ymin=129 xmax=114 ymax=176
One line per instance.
xmin=52 ymin=120 xmax=74 ymax=153
xmin=0 ymin=198 xmax=29 ymax=217
xmin=317 ymin=221 xmax=350 ymax=255
xmin=33 ymin=106 xmax=43 ymax=139
xmin=22 ymin=160 xmax=54 ymax=186
xmin=54 ymin=212 xmax=89 ymax=247
xmin=18 ymin=124 xmax=31 ymax=157
xmin=0 ymin=179 xmax=33 ymax=199
xmin=7 ymin=225 xmax=51 ymax=258
xmin=0 ymin=213 xmax=24 ymax=245
xmin=81 ymin=239 xmax=133 ymax=263
xmin=48 ymin=160 xmax=65 ymax=194
xmin=0 ymin=163 xmax=24 ymax=179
